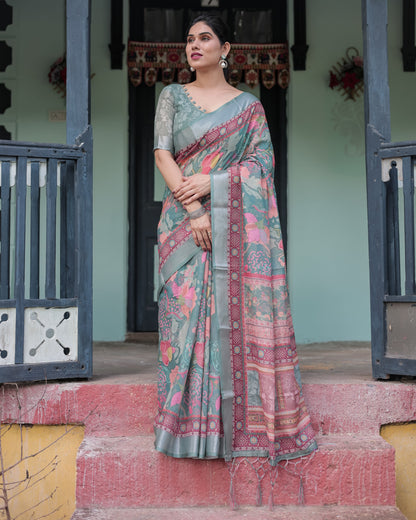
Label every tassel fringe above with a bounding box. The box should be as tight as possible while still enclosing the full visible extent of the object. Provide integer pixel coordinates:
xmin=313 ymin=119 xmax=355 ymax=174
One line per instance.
xmin=226 ymin=451 xmax=317 ymax=510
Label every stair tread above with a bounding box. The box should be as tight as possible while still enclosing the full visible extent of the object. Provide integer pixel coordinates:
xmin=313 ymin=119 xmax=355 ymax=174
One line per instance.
xmin=71 ymin=505 xmax=407 ymax=520
xmin=76 ymin=431 xmax=396 ymax=508
xmin=78 ymin=432 xmax=394 ymax=453
xmin=3 ymin=379 xmax=416 ymax=436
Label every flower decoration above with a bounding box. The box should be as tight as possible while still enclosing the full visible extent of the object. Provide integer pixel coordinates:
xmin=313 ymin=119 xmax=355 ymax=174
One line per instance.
xmin=48 ymin=54 xmax=66 ymax=97
xmin=329 ymin=47 xmax=364 ymax=101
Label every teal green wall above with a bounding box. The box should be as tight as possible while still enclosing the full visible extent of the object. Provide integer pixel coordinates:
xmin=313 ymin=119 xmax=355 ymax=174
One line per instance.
xmin=89 ymin=1 xmax=128 ymax=341
xmin=287 ymin=0 xmax=368 ymax=342
xmin=286 ymin=0 xmax=416 ymax=342
xmin=2 ymin=1 xmax=416 ymax=343
xmin=1 ymin=0 xmax=128 ymax=341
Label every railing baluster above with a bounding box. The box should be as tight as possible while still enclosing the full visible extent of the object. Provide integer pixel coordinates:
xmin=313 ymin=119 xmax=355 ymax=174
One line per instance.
xmin=30 ymin=161 xmax=40 ymax=299
xmin=60 ymin=160 xmax=67 ymax=298
xmin=60 ymin=160 xmax=76 ymax=298
xmin=45 ymin=158 xmax=57 ymax=299
xmin=386 ymin=161 xmax=401 ymax=294
xmin=0 ymin=161 xmax=11 ymax=299
xmin=402 ymin=155 xmax=415 ymax=294
xmin=14 ymin=156 xmax=27 ymax=364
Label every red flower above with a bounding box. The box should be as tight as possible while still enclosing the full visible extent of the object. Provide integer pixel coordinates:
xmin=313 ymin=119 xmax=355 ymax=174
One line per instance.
xmin=353 ymin=56 xmax=363 ymax=67
xmin=342 ymin=71 xmax=359 ymax=90
xmin=329 ymin=71 xmax=339 ymax=89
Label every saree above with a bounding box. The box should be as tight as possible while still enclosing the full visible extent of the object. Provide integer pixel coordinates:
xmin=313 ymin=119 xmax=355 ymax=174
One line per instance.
xmin=154 ymin=83 xmax=317 ymax=464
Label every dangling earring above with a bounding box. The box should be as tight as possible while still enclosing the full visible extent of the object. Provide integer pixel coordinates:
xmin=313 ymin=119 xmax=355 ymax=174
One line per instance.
xmin=219 ymin=54 xmax=228 ymax=69
xmin=189 ymin=66 xmax=195 ymax=72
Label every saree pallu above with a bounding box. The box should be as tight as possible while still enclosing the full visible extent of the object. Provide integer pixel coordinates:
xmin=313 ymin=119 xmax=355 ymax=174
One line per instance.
xmin=155 ymin=87 xmax=317 ymax=463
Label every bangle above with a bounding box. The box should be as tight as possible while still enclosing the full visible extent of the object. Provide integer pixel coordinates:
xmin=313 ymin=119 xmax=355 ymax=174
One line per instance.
xmin=188 ymin=206 xmax=206 ymax=220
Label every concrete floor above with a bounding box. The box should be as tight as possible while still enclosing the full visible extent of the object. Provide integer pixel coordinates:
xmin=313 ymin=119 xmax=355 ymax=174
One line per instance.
xmin=91 ymin=338 xmax=386 ymax=385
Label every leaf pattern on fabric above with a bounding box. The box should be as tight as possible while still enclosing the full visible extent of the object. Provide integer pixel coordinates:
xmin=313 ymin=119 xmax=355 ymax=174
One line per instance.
xmin=154 ymin=84 xmax=317 ymax=462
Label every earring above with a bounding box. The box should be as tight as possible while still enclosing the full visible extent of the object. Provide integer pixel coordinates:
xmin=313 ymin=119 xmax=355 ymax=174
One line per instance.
xmin=189 ymin=65 xmax=195 ymax=72
xmin=219 ymin=54 xmax=228 ymax=69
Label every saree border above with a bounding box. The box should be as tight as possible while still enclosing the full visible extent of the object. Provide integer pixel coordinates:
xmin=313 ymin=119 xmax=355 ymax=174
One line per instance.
xmin=211 ymin=168 xmax=234 ymax=461
xmin=211 ymin=157 xmax=317 ymax=463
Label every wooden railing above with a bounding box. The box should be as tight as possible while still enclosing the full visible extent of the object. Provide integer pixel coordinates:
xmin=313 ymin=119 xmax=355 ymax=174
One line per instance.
xmin=0 ymin=129 xmax=92 ymax=382
xmin=375 ymin=141 xmax=416 ymax=376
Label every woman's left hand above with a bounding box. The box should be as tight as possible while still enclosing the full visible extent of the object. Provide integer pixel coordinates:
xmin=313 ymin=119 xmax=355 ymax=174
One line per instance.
xmin=173 ymin=174 xmax=211 ymax=205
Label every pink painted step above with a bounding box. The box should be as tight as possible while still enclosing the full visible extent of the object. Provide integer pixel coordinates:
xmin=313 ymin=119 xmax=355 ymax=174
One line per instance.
xmin=75 ymin=434 xmax=396 ymax=508
xmin=71 ymin=506 xmax=407 ymax=520
xmin=2 ymin=381 xmax=416 ymax=436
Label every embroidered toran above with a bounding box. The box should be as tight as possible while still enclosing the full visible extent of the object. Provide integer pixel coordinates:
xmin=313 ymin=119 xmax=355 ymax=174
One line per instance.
xmin=128 ymin=41 xmax=290 ymax=89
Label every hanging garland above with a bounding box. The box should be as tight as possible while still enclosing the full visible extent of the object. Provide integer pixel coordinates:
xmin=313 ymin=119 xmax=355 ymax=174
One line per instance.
xmin=48 ymin=55 xmax=96 ymax=97
xmin=48 ymin=54 xmax=67 ymax=98
xmin=329 ymin=47 xmax=364 ymax=101
xmin=127 ymin=41 xmax=290 ymax=90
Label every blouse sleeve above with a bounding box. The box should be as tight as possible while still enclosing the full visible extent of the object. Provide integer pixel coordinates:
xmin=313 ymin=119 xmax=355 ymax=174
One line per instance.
xmin=154 ymin=86 xmax=175 ymax=153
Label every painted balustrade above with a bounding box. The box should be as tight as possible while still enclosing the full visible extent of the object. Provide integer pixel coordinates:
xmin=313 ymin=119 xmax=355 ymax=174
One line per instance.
xmin=377 ymin=141 xmax=416 ymax=372
xmin=0 ymin=134 xmax=92 ymax=382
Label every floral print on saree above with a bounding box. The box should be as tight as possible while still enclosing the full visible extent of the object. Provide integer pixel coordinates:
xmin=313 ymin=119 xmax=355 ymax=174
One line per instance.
xmin=154 ymin=84 xmax=317 ymax=463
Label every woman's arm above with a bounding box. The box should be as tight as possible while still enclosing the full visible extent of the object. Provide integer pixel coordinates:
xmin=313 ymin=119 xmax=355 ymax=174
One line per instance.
xmin=155 ymin=149 xmax=212 ymax=251
xmin=154 ymin=149 xmax=184 ymax=193
xmin=173 ymin=173 xmax=211 ymax=205
xmin=155 ymin=150 xmax=210 ymax=206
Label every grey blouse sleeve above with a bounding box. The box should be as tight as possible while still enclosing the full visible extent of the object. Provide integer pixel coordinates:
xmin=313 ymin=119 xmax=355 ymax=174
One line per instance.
xmin=154 ymin=86 xmax=175 ymax=153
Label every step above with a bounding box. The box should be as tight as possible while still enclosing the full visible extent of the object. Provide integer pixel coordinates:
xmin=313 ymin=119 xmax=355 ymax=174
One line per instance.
xmin=2 ymin=380 xmax=416 ymax=436
xmin=71 ymin=505 xmax=407 ymax=520
xmin=75 ymin=434 xmax=396 ymax=508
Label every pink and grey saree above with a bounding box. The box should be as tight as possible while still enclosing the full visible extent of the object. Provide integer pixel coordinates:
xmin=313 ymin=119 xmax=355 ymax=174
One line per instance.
xmin=154 ymin=84 xmax=317 ymax=463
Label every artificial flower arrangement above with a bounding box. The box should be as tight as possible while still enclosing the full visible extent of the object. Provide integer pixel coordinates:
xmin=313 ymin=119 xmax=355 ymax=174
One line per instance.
xmin=48 ymin=54 xmax=66 ymax=97
xmin=329 ymin=47 xmax=364 ymax=101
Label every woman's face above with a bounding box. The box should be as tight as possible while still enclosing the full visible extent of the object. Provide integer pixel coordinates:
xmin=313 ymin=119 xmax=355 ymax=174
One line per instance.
xmin=186 ymin=21 xmax=226 ymax=72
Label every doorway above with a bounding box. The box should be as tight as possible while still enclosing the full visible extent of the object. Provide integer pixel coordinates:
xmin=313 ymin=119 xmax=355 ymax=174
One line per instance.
xmin=127 ymin=0 xmax=288 ymax=332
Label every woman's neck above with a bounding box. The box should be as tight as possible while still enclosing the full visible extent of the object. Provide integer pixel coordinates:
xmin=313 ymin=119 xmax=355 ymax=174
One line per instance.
xmin=193 ymin=68 xmax=229 ymax=90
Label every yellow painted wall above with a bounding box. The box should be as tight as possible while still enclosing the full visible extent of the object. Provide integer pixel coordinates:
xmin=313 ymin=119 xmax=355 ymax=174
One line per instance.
xmin=0 ymin=424 xmax=84 ymax=520
xmin=381 ymin=423 xmax=416 ymax=520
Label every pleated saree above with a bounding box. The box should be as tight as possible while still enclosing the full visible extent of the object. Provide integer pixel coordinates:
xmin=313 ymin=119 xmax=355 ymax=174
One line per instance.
xmin=154 ymin=83 xmax=317 ymax=464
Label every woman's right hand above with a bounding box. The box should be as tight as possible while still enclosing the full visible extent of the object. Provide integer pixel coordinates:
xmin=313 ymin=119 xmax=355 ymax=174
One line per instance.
xmin=174 ymin=174 xmax=211 ymax=205
xmin=190 ymin=213 xmax=212 ymax=252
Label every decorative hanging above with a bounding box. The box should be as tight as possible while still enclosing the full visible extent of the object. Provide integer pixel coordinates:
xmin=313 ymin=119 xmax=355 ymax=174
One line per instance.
xmin=48 ymin=54 xmax=67 ymax=98
xmin=328 ymin=47 xmax=364 ymax=101
xmin=48 ymin=55 xmax=95 ymax=98
xmin=127 ymin=41 xmax=290 ymax=90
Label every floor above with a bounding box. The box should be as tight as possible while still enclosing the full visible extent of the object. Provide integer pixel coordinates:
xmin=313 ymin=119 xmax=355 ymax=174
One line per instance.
xmin=90 ymin=338 xmax=391 ymax=385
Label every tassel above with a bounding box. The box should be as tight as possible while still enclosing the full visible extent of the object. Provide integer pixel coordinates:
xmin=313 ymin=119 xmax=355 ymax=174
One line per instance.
xmin=268 ymin=488 xmax=274 ymax=511
xmin=298 ymin=476 xmax=305 ymax=505
xmin=229 ymin=478 xmax=238 ymax=510
xmin=227 ymin=460 xmax=239 ymax=510
xmin=256 ymin=480 xmax=262 ymax=506
xmin=269 ymin=463 xmax=278 ymax=511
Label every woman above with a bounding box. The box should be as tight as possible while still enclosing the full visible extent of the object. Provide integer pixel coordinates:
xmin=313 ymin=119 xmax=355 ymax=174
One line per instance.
xmin=154 ymin=14 xmax=317 ymax=464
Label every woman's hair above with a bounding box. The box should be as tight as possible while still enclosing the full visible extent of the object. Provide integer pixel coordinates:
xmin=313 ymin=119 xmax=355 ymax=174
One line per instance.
xmin=186 ymin=14 xmax=231 ymax=46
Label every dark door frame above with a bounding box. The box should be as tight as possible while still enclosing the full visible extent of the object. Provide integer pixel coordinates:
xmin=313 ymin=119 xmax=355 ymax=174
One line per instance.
xmin=127 ymin=0 xmax=289 ymax=332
